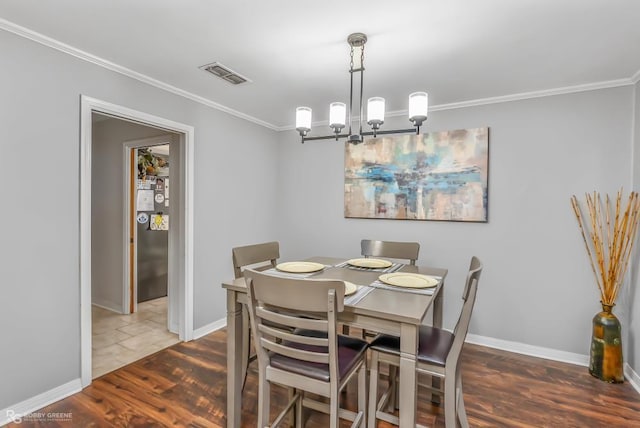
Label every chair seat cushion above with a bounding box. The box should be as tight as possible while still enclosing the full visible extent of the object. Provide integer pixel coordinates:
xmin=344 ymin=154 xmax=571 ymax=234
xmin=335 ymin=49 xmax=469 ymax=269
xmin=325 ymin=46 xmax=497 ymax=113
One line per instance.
xmin=369 ymin=325 xmax=454 ymax=367
xmin=270 ymin=331 xmax=368 ymax=382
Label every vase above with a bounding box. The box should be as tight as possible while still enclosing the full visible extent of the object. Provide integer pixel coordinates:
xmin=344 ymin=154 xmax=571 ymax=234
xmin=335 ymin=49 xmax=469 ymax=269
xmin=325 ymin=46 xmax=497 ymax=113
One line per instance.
xmin=589 ymin=302 xmax=624 ymax=383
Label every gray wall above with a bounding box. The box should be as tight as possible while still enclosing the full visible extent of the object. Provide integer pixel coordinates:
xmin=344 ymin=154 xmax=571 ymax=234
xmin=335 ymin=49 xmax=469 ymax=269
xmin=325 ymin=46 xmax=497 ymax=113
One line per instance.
xmin=0 ymin=29 xmax=279 ymax=409
xmin=630 ymin=81 xmax=640 ymax=374
xmin=275 ymin=87 xmax=634 ymax=356
xmin=91 ymin=118 xmax=174 ymax=312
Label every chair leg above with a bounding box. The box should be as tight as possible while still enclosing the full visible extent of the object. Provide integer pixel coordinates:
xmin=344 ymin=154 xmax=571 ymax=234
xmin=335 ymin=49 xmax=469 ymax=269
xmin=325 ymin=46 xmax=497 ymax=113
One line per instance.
xmin=444 ymin=375 xmax=457 ymax=428
xmin=358 ymin=363 xmax=367 ymax=427
xmin=387 ymin=365 xmax=398 ymax=412
xmin=329 ymin=385 xmax=339 ymax=428
xmin=241 ymin=306 xmax=251 ymax=390
xmin=288 ymin=388 xmax=297 ymax=428
xmin=257 ymin=368 xmax=270 ymax=428
xmin=295 ymin=389 xmax=303 ymax=428
xmin=456 ymin=377 xmax=469 ymax=428
xmin=368 ymin=351 xmax=379 ymax=428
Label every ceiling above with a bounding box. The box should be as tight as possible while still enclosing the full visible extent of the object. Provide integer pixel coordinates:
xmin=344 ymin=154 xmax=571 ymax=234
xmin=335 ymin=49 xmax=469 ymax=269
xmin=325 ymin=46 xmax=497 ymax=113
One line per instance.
xmin=2 ymin=0 xmax=639 ymax=130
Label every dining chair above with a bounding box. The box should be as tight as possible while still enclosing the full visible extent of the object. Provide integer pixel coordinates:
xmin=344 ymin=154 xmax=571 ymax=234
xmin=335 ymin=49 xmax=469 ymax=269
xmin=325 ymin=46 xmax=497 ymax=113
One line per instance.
xmin=349 ymin=239 xmax=421 ymax=338
xmin=244 ymin=269 xmax=368 ymax=428
xmin=360 ymin=239 xmax=420 ymax=265
xmin=232 ymin=241 xmax=280 ymax=279
xmin=367 ymin=256 xmax=482 ymax=428
xmin=231 ymin=241 xmax=280 ymax=389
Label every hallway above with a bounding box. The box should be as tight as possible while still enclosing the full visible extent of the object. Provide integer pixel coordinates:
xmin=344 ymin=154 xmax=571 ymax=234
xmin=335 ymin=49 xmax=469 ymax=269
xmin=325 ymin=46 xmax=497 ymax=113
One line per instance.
xmin=92 ymin=297 xmax=179 ymax=378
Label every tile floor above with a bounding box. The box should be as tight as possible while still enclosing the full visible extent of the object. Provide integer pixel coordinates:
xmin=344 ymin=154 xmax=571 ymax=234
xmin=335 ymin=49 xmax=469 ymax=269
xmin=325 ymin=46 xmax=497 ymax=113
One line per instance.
xmin=92 ymin=297 xmax=180 ymax=378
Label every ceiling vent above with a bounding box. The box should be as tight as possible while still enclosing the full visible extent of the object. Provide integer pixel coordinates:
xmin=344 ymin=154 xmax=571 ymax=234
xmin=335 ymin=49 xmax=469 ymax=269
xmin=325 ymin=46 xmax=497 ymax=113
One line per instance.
xmin=199 ymin=62 xmax=251 ymax=85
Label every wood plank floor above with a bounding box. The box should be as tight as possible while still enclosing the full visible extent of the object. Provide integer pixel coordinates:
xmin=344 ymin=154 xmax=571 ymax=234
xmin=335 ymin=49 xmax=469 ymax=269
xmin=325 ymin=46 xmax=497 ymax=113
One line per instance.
xmin=9 ymin=328 xmax=640 ymax=427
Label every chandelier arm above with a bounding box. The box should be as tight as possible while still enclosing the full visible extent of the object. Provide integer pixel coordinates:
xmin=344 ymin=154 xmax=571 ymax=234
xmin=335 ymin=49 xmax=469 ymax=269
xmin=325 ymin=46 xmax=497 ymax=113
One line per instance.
xmin=301 ymin=127 xmax=418 ymax=142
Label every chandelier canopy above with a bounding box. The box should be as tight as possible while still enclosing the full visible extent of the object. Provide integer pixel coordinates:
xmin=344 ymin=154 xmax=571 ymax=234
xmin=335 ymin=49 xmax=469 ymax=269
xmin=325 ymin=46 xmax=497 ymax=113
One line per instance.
xmin=295 ymin=33 xmax=429 ymax=144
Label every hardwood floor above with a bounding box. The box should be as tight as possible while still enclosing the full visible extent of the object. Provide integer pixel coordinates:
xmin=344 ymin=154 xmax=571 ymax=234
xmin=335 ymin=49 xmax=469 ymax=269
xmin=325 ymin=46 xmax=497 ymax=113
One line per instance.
xmin=10 ymin=329 xmax=640 ymax=427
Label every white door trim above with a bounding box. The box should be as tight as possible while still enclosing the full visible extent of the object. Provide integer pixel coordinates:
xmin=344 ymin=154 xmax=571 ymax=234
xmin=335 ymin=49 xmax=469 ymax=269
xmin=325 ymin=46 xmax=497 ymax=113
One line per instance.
xmin=80 ymin=95 xmax=195 ymax=387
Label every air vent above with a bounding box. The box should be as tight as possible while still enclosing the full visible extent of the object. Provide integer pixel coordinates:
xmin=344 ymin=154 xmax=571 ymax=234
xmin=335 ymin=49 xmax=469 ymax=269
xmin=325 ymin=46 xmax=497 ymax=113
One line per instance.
xmin=199 ymin=62 xmax=251 ymax=85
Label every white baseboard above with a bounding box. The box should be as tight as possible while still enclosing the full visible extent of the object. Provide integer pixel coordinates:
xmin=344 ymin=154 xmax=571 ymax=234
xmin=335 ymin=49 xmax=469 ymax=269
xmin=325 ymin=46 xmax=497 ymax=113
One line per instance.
xmin=624 ymin=363 xmax=640 ymax=394
xmin=466 ymin=333 xmax=590 ymax=367
xmin=466 ymin=334 xmax=640 ymax=393
xmin=0 ymin=379 xmax=82 ymax=426
xmin=91 ymin=301 xmax=123 ymax=314
xmin=192 ymin=317 xmax=227 ymax=340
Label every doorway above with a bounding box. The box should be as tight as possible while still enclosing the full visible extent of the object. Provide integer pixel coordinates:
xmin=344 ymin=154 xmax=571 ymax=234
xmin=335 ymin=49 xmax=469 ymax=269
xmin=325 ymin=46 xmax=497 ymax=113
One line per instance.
xmin=91 ymin=123 xmax=180 ymax=378
xmin=80 ymin=96 xmax=194 ymax=387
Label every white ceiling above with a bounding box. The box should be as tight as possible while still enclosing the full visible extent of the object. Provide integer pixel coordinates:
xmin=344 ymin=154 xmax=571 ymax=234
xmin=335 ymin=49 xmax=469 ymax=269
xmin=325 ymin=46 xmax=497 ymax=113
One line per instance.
xmin=2 ymin=0 xmax=639 ymax=129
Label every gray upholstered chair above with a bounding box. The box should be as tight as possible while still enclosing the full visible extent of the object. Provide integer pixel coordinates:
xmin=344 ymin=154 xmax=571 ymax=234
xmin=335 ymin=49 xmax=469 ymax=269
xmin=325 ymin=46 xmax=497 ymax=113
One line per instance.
xmin=360 ymin=239 xmax=420 ymax=265
xmin=367 ymin=257 xmax=482 ymax=428
xmin=245 ymin=269 xmax=368 ymax=428
xmin=231 ymin=241 xmax=280 ymax=388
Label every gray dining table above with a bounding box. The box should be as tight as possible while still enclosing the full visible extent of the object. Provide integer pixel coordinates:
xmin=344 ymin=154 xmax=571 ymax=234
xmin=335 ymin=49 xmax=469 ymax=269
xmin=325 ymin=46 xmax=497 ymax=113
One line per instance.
xmin=222 ymin=256 xmax=448 ymax=427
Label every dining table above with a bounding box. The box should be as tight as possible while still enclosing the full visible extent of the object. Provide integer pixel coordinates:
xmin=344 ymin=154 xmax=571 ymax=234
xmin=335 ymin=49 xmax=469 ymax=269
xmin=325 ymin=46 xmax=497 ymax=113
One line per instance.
xmin=222 ymin=256 xmax=448 ymax=428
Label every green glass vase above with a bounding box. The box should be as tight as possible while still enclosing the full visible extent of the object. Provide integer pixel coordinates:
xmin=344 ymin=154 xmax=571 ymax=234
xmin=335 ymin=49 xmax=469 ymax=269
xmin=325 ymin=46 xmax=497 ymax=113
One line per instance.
xmin=589 ymin=302 xmax=623 ymax=383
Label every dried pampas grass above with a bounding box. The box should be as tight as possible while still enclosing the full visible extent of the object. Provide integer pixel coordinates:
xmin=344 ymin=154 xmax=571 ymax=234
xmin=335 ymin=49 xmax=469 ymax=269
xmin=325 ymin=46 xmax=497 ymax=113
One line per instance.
xmin=571 ymin=190 xmax=640 ymax=305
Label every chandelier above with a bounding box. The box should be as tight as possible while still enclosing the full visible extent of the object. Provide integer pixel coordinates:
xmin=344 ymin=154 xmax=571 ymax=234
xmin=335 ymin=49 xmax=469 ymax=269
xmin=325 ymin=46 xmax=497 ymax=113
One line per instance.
xmin=295 ymin=32 xmax=429 ymax=144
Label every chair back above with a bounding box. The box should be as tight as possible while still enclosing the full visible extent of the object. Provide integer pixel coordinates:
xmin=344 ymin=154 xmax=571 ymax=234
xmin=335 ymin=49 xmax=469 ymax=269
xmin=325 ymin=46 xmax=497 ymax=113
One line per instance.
xmin=232 ymin=241 xmax=279 ymax=278
xmin=361 ymin=239 xmax=420 ymax=265
xmin=244 ymin=269 xmax=347 ymax=382
xmin=449 ymin=256 xmax=483 ymax=365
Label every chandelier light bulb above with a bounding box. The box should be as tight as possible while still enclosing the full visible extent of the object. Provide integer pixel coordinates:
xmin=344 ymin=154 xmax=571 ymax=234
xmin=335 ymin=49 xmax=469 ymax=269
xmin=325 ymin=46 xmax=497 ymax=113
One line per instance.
xmin=367 ymin=97 xmax=385 ymax=127
xmin=329 ymin=102 xmax=346 ymax=130
xmin=409 ymin=92 xmax=428 ymax=127
xmin=295 ymin=107 xmax=312 ymax=136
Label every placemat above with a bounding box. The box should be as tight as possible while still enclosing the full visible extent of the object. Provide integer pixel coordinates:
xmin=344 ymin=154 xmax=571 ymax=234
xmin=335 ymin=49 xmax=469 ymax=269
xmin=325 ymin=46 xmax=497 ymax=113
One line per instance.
xmin=344 ymin=285 xmax=375 ymax=306
xmin=369 ymin=278 xmax=442 ymax=295
xmin=335 ymin=261 xmax=404 ymax=273
xmin=262 ymin=266 xmax=328 ymax=279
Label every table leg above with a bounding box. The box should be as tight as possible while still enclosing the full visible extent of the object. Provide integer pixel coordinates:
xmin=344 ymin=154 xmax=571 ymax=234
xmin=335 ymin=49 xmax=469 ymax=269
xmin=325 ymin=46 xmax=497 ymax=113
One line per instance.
xmin=433 ymin=281 xmax=443 ymax=328
xmin=398 ymin=323 xmax=418 ymax=427
xmin=227 ymin=290 xmax=243 ymax=428
xmin=431 ymin=282 xmax=444 ymax=404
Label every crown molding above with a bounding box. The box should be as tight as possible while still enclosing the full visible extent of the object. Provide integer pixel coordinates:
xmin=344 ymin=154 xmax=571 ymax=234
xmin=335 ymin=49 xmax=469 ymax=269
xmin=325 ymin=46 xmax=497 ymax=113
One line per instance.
xmin=429 ymin=78 xmax=635 ymax=112
xmin=278 ymin=77 xmax=635 ymax=131
xmin=0 ymin=18 xmax=279 ymax=131
xmin=2 ymin=17 xmax=638 ymax=133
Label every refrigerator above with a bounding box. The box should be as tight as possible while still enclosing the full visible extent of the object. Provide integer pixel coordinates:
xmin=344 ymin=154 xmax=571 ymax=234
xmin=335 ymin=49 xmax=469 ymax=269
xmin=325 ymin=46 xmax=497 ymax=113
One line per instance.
xmin=136 ymin=174 xmax=169 ymax=303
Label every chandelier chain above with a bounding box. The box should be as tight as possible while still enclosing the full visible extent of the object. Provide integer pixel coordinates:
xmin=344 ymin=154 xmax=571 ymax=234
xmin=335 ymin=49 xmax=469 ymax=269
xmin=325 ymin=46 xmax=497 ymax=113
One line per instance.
xmin=349 ymin=45 xmax=354 ymax=72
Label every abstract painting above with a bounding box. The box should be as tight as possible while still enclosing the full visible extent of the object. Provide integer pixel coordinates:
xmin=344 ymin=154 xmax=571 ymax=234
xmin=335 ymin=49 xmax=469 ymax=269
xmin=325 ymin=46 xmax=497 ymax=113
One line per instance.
xmin=344 ymin=127 xmax=489 ymax=222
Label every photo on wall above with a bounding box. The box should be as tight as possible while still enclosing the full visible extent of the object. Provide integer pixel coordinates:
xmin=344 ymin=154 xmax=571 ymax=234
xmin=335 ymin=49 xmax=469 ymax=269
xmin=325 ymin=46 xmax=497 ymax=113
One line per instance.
xmin=344 ymin=127 xmax=489 ymax=222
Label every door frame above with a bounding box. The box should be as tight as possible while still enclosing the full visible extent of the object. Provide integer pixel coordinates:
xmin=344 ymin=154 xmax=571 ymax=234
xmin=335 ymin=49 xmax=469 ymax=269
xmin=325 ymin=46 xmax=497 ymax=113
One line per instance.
xmin=80 ymin=95 xmax=194 ymax=387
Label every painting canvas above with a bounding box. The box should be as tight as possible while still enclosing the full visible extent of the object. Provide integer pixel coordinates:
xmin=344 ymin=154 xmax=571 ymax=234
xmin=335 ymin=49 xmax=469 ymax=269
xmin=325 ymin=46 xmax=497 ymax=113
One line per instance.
xmin=344 ymin=127 xmax=489 ymax=222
